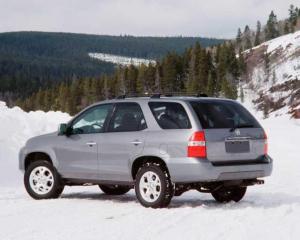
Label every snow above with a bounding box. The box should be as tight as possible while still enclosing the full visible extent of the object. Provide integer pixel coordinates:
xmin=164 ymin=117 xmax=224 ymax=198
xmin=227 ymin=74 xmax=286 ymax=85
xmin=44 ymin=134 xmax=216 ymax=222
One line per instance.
xmin=0 ymin=100 xmax=300 ymax=240
xmin=0 ymin=102 xmax=70 ymax=186
xmin=243 ymin=31 xmax=300 ymax=118
xmin=266 ymin=31 xmax=300 ymax=54
xmin=249 ymin=30 xmax=300 ymax=90
xmin=89 ymin=53 xmax=156 ymax=66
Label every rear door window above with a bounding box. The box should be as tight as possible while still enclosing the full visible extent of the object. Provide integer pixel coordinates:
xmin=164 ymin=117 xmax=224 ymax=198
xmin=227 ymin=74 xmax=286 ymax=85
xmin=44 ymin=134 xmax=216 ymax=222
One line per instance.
xmin=149 ymin=102 xmax=191 ymax=129
xmin=108 ymin=102 xmax=147 ymax=132
xmin=190 ymin=100 xmax=260 ymax=129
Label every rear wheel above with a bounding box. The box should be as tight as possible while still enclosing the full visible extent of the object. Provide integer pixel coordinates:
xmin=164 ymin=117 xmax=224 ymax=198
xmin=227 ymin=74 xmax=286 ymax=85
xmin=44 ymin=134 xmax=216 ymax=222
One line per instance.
xmin=135 ymin=163 xmax=173 ymax=208
xmin=24 ymin=160 xmax=64 ymax=199
xmin=211 ymin=186 xmax=247 ymax=203
xmin=99 ymin=185 xmax=131 ymax=195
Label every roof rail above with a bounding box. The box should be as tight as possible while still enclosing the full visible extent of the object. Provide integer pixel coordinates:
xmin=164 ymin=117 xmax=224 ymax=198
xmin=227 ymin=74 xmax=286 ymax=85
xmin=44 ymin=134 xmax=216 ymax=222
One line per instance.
xmin=150 ymin=92 xmax=209 ymax=98
xmin=115 ymin=92 xmax=209 ymax=99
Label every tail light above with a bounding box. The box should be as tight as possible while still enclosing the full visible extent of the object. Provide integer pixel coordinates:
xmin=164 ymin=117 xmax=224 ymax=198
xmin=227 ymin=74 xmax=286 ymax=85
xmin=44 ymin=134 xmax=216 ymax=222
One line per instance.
xmin=188 ymin=131 xmax=207 ymax=158
xmin=264 ymin=131 xmax=268 ymax=155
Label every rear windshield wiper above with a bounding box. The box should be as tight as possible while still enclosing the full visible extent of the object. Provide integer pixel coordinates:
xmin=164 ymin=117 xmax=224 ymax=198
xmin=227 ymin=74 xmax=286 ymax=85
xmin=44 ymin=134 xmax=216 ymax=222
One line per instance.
xmin=230 ymin=124 xmax=254 ymax=132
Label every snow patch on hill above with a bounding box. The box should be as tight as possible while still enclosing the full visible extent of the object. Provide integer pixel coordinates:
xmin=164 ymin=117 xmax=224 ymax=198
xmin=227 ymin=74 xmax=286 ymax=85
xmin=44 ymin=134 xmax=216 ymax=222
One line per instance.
xmin=243 ymin=30 xmax=300 ymax=118
xmin=89 ymin=53 xmax=156 ymax=66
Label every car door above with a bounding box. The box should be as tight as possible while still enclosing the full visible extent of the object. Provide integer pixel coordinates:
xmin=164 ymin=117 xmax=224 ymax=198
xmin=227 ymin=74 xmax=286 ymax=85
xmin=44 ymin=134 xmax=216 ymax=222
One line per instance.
xmin=55 ymin=104 xmax=113 ymax=180
xmin=99 ymin=102 xmax=147 ymax=182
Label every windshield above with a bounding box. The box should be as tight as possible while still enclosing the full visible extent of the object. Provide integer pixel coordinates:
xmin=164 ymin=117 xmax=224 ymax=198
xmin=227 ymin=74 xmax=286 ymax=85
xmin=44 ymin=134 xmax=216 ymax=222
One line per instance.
xmin=190 ymin=100 xmax=260 ymax=129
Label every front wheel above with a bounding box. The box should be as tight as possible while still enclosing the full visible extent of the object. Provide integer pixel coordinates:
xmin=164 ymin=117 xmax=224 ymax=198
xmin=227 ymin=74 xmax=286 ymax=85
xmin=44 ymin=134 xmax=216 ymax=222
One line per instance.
xmin=24 ymin=160 xmax=64 ymax=200
xmin=211 ymin=186 xmax=247 ymax=203
xmin=135 ymin=163 xmax=173 ymax=208
xmin=99 ymin=185 xmax=131 ymax=195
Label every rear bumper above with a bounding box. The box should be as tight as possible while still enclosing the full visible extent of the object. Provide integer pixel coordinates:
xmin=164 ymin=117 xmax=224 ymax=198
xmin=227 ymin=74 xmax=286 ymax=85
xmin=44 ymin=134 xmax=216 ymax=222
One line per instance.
xmin=168 ymin=155 xmax=273 ymax=183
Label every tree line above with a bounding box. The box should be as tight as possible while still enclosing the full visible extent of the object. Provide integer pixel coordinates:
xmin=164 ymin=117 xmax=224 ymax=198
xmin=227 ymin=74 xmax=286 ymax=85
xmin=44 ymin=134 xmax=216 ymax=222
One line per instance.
xmin=0 ymin=31 xmax=224 ymax=105
xmin=16 ymin=42 xmax=244 ymax=115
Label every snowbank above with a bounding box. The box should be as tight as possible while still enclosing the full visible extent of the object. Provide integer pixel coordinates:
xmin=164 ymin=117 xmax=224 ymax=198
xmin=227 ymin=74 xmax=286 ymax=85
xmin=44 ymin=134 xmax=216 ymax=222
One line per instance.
xmin=0 ymin=102 xmax=70 ymax=186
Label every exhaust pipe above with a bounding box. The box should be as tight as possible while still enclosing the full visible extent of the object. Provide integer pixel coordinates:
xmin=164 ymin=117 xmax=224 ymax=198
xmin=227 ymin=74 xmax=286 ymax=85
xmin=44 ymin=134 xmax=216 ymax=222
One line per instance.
xmin=242 ymin=179 xmax=265 ymax=186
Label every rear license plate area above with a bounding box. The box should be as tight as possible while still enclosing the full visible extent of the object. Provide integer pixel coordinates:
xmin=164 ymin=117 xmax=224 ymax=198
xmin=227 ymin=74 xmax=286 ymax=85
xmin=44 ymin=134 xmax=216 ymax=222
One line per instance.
xmin=225 ymin=140 xmax=250 ymax=153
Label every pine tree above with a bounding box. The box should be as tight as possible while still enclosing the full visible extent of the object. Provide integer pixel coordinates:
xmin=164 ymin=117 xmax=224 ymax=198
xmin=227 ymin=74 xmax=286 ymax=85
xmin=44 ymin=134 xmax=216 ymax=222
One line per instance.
xmin=145 ymin=63 xmax=156 ymax=93
xmin=221 ymin=78 xmax=237 ymax=99
xmin=154 ymin=64 xmax=161 ymax=93
xmin=42 ymin=90 xmax=51 ymax=111
xmin=265 ymin=11 xmax=279 ymax=41
xmin=244 ymin=25 xmax=252 ymax=50
xmin=34 ymin=89 xmax=44 ymax=110
xmin=58 ymin=83 xmax=68 ymax=112
xmin=67 ymin=80 xmax=81 ymax=115
xmin=284 ymin=21 xmax=290 ymax=34
xmin=126 ymin=65 xmax=138 ymax=94
xmin=240 ymin=86 xmax=244 ymax=103
xmin=254 ymin=21 xmax=261 ymax=46
xmin=186 ymin=47 xmax=198 ymax=92
xmin=289 ymin=4 xmax=298 ymax=32
xmin=206 ymin=72 xmax=215 ymax=97
xmin=136 ymin=64 xmax=146 ymax=94
xmin=238 ymin=49 xmax=247 ymax=75
xmin=236 ymin=28 xmax=242 ymax=49
xmin=161 ymin=53 xmax=179 ymax=93
xmin=198 ymin=48 xmax=209 ymax=93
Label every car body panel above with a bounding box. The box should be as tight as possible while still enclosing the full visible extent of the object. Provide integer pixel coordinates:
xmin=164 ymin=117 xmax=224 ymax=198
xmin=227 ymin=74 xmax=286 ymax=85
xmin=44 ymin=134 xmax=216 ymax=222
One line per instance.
xmin=19 ymin=97 xmax=273 ymax=184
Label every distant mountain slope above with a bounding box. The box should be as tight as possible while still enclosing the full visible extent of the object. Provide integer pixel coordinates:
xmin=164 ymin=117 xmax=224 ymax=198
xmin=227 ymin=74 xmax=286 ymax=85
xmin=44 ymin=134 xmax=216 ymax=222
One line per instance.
xmin=0 ymin=31 xmax=224 ymax=99
xmin=242 ymin=30 xmax=300 ymax=118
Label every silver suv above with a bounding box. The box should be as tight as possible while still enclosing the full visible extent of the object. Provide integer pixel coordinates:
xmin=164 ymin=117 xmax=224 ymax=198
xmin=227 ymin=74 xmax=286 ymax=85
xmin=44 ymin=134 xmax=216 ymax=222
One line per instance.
xmin=19 ymin=96 xmax=273 ymax=208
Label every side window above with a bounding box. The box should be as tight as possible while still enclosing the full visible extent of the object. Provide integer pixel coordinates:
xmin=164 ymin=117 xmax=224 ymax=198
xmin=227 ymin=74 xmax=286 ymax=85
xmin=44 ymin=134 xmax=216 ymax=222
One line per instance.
xmin=71 ymin=104 xmax=113 ymax=134
xmin=108 ymin=103 xmax=147 ymax=132
xmin=149 ymin=102 xmax=191 ymax=129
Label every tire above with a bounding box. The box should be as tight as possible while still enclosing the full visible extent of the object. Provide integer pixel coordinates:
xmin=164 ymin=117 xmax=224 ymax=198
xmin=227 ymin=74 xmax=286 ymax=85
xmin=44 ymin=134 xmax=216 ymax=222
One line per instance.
xmin=24 ymin=160 xmax=64 ymax=200
xmin=99 ymin=185 xmax=131 ymax=195
xmin=211 ymin=186 xmax=247 ymax=203
xmin=135 ymin=163 xmax=173 ymax=208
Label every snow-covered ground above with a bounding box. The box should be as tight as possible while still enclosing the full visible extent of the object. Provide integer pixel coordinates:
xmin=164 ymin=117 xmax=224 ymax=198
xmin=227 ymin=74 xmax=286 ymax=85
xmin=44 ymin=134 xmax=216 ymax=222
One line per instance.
xmin=0 ymin=99 xmax=299 ymax=240
xmin=89 ymin=53 xmax=156 ymax=66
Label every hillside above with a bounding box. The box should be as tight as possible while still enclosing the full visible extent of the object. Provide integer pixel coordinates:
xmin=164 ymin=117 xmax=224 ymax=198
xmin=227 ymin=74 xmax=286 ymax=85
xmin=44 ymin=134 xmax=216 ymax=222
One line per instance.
xmin=242 ymin=30 xmax=300 ymax=119
xmin=0 ymin=31 xmax=224 ymax=100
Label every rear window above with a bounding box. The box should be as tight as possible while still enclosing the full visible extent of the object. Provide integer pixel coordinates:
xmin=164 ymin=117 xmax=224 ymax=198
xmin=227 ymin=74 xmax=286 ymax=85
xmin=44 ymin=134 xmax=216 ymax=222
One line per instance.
xmin=190 ymin=100 xmax=260 ymax=129
xmin=149 ymin=102 xmax=191 ymax=129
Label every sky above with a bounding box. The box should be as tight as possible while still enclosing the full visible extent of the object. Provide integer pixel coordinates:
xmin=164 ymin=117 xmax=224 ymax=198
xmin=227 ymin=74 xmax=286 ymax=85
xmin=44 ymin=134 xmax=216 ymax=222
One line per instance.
xmin=0 ymin=0 xmax=299 ymax=38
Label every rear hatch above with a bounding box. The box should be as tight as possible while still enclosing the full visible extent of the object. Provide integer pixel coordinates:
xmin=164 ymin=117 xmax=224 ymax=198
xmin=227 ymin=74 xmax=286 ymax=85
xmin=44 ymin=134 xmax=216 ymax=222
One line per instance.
xmin=190 ymin=100 xmax=266 ymax=164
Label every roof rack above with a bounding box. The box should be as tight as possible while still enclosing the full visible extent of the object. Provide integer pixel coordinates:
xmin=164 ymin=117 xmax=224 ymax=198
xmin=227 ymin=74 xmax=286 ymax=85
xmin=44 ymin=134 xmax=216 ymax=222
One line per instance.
xmin=150 ymin=92 xmax=208 ymax=98
xmin=115 ymin=92 xmax=209 ymax=99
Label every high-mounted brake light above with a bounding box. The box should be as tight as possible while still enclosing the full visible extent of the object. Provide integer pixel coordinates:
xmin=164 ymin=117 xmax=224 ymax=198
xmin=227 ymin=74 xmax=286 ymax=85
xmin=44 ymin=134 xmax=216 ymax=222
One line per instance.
xmin=188 ymin=131 xmax=207 ymax=158
xmin=264 ymin=131 xmax=268 ymax=155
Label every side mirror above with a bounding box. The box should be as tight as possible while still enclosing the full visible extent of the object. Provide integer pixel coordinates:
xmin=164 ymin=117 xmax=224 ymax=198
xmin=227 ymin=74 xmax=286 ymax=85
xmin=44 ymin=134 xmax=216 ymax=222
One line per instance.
xmin=58 ymin=123 xmax=67 ymax=135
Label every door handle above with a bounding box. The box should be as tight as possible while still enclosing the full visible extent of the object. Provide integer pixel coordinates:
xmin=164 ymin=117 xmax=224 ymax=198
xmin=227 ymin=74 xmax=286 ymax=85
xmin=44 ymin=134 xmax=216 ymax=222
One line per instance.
xmin=130 ymin=140 xmax=142 ymax=145
xmin=86 ymin=142 xmax=97 ymax=147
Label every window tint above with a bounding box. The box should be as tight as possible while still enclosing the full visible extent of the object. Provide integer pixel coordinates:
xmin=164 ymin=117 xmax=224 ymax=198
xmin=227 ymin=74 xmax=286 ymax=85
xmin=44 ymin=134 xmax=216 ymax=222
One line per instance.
xmin=149 ymin=102 xmax=191 ymax=129
xmin=190 ymin=100 xmax=260 ymax=129
xmin=108 ymin=103 xmax=147 ymax=132
xmin=71 ymin=104 xmax=113 ymax=134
